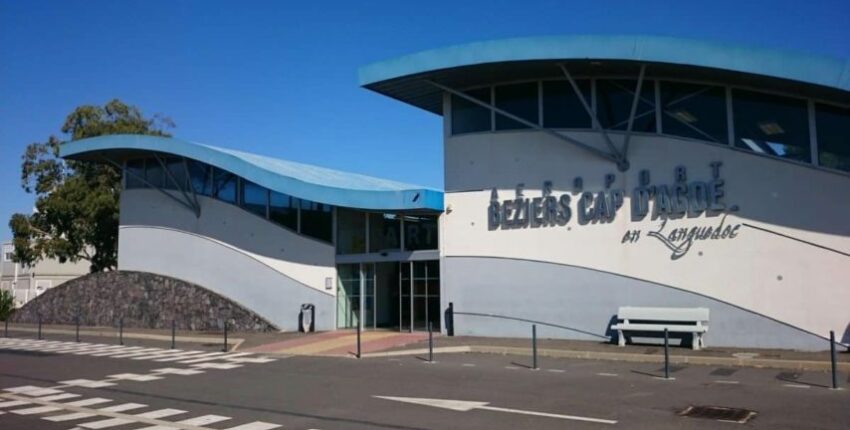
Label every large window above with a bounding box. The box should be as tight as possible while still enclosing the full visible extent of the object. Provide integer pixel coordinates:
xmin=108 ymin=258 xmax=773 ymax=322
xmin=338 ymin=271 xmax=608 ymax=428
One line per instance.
xmin=816 ymin=104 xmax=850 ymax=172
xmin=212 ymin=167 xmax=237 ymax=203
xmin=543 ymin=80 xmax=592 ymax=129
xmin=300 ymin=200 xmax=332 ymax=243
xmin=451 ymin=87 xmax=492 ymax=134
xmin=188 ymin=160 xmax=212 ymax=196
xmin=596 ymin=79 xmax=656 ymax=132
xmin=733 ymin=89 xmax=810 ymax=163
xmin=240 ymin=179 xmax=268 ymax=218
xmin=269 ymin=190 xmax=298 ymax=230
xmin=660 ymin=82 xmax=728 ymax=144
xmin=337 ymin=208 xmax=366 ymax=254
xmin=403 ymin=214 xmax=438 ymax=251
xmin=144 ymin=157 xmax=165 ymax=188
xmin=163 ymin=157 xmax=188 ymax=190
xmin=494 ymin=82 xmax=539 ymax=130
xmin=369 ymin=212 xmax=401 ymax=253
xmin=125 ymin=159 xmax=146 ymax=189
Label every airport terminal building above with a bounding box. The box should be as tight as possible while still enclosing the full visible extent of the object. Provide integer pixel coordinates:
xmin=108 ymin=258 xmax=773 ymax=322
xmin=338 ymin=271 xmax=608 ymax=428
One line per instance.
xmin=61 ymin=35 xmax=850 ymax=350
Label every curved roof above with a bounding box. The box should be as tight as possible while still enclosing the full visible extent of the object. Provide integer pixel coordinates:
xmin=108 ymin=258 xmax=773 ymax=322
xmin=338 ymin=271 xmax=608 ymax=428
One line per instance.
xmin=60 ymin=135 xmax=443 ymax=211
xmin=359 ymin=35 xmax=850 ymax=113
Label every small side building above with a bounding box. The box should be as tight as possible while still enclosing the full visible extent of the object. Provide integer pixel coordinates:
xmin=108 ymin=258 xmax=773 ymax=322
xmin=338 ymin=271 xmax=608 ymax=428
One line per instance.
xmin=1 ymin=241 xmax=89 ymax=307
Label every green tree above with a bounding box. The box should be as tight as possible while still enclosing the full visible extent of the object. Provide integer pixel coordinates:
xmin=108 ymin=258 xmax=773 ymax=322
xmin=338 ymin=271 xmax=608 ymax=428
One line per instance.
xmin=9 ymin=99 xmax=173 ymax=272
xmin=0 ymin=289 xmax=13 ymax=321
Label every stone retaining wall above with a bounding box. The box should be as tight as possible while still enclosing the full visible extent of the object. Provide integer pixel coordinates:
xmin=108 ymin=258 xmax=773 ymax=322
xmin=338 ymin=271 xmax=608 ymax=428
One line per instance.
xmin=10 ymin=270 xmax=276 ymax=331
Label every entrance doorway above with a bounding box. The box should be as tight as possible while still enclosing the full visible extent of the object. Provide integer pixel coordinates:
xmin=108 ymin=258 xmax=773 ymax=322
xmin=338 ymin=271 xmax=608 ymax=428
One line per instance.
xmin=336 ymin=260 xmax=440 ymax=332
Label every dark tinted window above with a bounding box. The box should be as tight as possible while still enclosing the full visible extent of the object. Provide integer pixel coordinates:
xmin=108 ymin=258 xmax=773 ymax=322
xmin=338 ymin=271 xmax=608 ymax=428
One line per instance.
xmin=337 ymin=208 xmax=366 ymax=254
xmin=816 ymin=104 xmax=850 ymax=172
xmin=404 ymin=214 xmax=438 ymax=251
xmin=451 ymin=87 xmax=491 ymax=134
xmin=732 ymin=89 xmax=810 ymax=163
xmin=212 ymin=168 xmax=237 ymax=203
xmin=188 ymin=160 xmax=211 ymax=196
xmin=300 ymin=200 xmax=332 ymax=242
xmin=163 ymin=157 xmax=188 ymax=190
xmin=542 ymin=80 xmax=592 ymax=128
xmin=495 ymin=82 xmax=538 ymax=130
xmin=269 ymin=191 xmax=298 ymax=230
xmin=125 ymin=159 xmax=145 ymax=189
xmin=240 ymin=180 xmax=268 ymax=218
xmin=597 ymin=79 xmax=656 ymax=132
xmin=369 ymin=213 xmax=401 ymax=253
xmin=660 ymin=82 xmax=728 ymax=144
xmin=145 ymin=157 xmax=165 ymax=188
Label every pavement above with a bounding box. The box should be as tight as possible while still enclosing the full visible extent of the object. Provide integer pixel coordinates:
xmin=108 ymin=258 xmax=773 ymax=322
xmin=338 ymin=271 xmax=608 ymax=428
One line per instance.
xmin=0 ymin=334 xmax=848 ymax=429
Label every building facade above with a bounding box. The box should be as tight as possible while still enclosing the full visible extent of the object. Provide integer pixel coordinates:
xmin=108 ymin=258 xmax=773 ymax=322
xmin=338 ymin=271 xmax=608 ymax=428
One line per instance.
xmin=62 ymin=35 xmax=850 ymax=350
xmin=1 ymin=242 xmax=89 ymax=307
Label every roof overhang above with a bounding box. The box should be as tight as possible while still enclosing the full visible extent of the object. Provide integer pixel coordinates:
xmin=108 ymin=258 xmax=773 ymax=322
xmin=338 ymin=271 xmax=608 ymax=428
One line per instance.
xmin=359 ymin=35 xmax=850 ymax=114
xmin=60 ymin=135 xmax=443 ymax=212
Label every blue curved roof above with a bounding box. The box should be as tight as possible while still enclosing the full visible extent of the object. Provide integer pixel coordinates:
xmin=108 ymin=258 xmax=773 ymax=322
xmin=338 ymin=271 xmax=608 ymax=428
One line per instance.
xmin=359 ymin=35 xmax=850 ymax=113
xmin=60 ymin=135 xmax=443 ymax=212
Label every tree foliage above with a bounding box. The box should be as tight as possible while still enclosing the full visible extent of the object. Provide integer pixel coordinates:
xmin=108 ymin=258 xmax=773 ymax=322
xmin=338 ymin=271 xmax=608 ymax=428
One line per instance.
xmin=9 ymin=99 xmax=173 ymax=272
xmin=0 ymin=289 xmax=13 ymax=321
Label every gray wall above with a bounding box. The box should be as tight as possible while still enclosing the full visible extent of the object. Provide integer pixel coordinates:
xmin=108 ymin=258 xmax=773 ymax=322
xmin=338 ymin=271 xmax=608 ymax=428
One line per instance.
xmin=445 ymin=256 xmax=829 ymax=350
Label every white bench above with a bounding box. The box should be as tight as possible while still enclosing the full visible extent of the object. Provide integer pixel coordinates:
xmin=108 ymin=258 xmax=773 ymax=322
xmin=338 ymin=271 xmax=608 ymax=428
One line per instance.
xmin=611 ymin=306 xmax=709 ymax=350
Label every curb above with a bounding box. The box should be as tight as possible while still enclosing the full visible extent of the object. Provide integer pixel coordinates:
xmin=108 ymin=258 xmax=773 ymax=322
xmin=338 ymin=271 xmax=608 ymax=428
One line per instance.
xmin=4 ymin=326 xmax=243 ymax=346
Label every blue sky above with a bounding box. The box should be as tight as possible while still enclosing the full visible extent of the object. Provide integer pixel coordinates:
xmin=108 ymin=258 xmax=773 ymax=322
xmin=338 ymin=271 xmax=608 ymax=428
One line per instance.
xmin=2 ymin=0 xmax=849 ymax=241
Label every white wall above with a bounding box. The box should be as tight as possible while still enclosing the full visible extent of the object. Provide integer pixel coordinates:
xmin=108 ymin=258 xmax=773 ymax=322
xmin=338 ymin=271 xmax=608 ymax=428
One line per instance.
xmin=443 ymin=130 xmax=850 ymax=346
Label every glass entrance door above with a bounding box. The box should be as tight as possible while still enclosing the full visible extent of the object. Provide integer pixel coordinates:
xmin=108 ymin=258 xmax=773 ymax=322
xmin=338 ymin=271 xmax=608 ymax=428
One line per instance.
xmin=336 ymin=263 xmax=374 ymax=329
xmin=399 ymin=260 xmax=440 ymax=332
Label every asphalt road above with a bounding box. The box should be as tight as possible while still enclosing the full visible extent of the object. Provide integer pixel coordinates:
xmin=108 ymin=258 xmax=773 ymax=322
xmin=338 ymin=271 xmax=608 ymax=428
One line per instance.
xmin=0 ymin=338 xmax=848 ymax=429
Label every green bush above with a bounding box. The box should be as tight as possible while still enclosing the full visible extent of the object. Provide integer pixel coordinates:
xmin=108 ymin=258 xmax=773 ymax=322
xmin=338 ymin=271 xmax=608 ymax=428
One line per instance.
xmin=0 ymin=289 xmax=14 ymax=322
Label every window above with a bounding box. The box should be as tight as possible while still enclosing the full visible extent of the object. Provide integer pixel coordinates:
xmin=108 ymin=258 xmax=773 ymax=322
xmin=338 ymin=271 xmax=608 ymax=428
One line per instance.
xmin=451 ymin=87 xmax=492 ymax=134
xmin=269 ymin=190 xmax=298 ymax=230
xmin=660 ymin=81 xmax=728 ymax=144
xmin=163 ymin=157 xmax=188 ymax=190
xmin=212 ymin=167 xmax=237 ymax=203
xmin=543 ymin=80 xmax=592 ymax=128
xmin=144 ymin=157 xmax=165 ymax=188
xmin=733 ymin=89 xmax=810 ymax=163
xmin=494 ymin=82 xmax=539 ymax=130
xmin=188 ymin=160 xmax=212 ymax=196
xmin=125 ymin=159 xmax=146 ymax=189
xmin=816 ymin=104 xmax=850 ymax=172
xmin=3 ymin=252 xmax=12 ymax=262
xmin=300 ymin=200 xmax=332 ymax=242
xmin=596 ymin=79 xmax=656 ymax=132
xmin=369 ymin=212 xmax=401 ymax=253
xmin=239 ymin=180 xmax=268 ymax=218
xmin=403 ymin=214 xmax=438 ymax=251
xmin=337 ymin=208 xmax=366 ymax=254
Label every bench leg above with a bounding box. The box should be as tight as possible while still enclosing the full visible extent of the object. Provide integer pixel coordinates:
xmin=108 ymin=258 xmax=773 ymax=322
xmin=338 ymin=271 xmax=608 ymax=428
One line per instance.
xmin=618 ymin=329 xmax=626 ymax=347
xmin=693 ymin=333 xmax=701 ymax=351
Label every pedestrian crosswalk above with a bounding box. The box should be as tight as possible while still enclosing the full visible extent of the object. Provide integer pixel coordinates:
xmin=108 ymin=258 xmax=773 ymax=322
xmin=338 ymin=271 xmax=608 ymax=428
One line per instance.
xmin=0 ymin=338 xmax=279 ymax=368
xmin=0 ymin=385 xmax=284 ymax=429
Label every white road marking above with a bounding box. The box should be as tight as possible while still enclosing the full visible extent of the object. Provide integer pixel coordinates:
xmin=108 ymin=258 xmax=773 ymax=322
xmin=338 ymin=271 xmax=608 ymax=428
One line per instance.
xmin=5 ymin=385 xmax=65 ymax=396
xmin=37 ymin=393 xmax=81 ymax=402
xmin=596 ymin=373 xmax=618 ymax=377
xmin=109 ymin=348 xmax=167 ymax=358
xmin=225 ymin=356 xmax=276 ymax=364
xmin=151 ymin=367 xmax=205 ymax=376
xmin=79 ymin=417 xmax=136 ymax=428
xmin=783 ymin=383 xmax=810 ymax=389
xmin=44 ymin=411 xmax=98 ymax=421
xmin=547 ymin=369 xmax=566 ymax=373
xmin=0 ymin=400 xmax=30 ymax=408
xmin=63 ymin=398 xmax=113 ymax=407
xmin=89 ymin=347 xmax=149 ymax=357
xmin=462 ymin=363 xmax=475 ymax=367
xmin=714 ymin=380 xmax=740 ymax=384
xmin=99 ymin=403 xmax=147 ymax=412
xmin=222 ymin=422 xmax=283 ymax=429
xmin=135 ymin=408 xmax=187 ymax=419
xmin=191 ymin=362 xmax=243 ymax=370
xmin=60 ymin=379 xmax=116 ymax=388
xmin=504 ymin=366 xmax=520 ymax=370
xmin=107 ymin=373 xmax=164 ymax=382
xmin=179 ymin=352 xmax=252 ymax=364
xmin=11 ymin=405 xmax=63 ymax=415
xmin=374 ymin=396 xmax=618 ymax=425
xmin=151 ymin=351 xmax=210 ymax=361
xmin=176 ymin=414 xmax=232 ymax=425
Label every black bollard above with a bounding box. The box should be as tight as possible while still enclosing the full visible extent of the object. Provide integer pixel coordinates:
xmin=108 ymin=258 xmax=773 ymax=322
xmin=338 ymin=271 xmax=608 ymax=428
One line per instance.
xmin=222 ymin=321 xmax=228 ymax=352
xmin=38 ymin=315 xmax=42 ymax=340
xmin=664 ymin=328 xmax=670 ymax=379
xmin=446 ymin=302 xmax=454 ymax=337
xmin=428 ymin=321 xmax=434 ymax=363
xmin=119 ymin=318 xmax=124 ymax=345
xmin=830 ymin=330 xmax=838 ymax=390
xmin=356 ymin=322 xmax=361 ymax=359
xmin=171 ymin=320 xmax=176 ymax=349
xmin=532 ymin=324 xmax=538 ymax=370
xmin=75 ymin=313 xmax=80 ymax=342
xmin=4 ymin=318 xmax=7 ymax=337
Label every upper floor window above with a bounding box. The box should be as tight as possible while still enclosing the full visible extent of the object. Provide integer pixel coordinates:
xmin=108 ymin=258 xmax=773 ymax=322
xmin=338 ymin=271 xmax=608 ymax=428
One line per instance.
xmin=162 ymin=157 xmax=188 ymax=190
xmin=816 ymin=103 xmax=850 ymax=172
xmin=125 ymin=159 xmax=146 ymax=189
xmin=188 ymin=160 xmax=212 ymax=196
xmin=212 ymin=168 xmax=237 ymax=203
xmin=269 ymin=190 xmax=298 ymax=230
xmin=300 ymin=200 xmax=333 ymax=243
xmin=3 ymin=252 xmax=12 ymax=262
xmin=369 ymin=212 xmax=401 ymax=253
xmin=144 ymin=157 xmax=165 ymax=188
xmin=337 ymin=208 xmax=366 ymax=254
xmin=542 ymin=80 xmax=592 ymax=129
xmin=660 ymin=81 xmax=728 ymax=144
xmin=494 ymin=82 xmax=539 ymax=130
xmin=451 ymin=88 xmax=492 ymax=134
xmin=596 ymin=79 xmax=656 ymax=132
xmin=404 ymin=214 xmax=438 ymax=251
xmin=733 ymin=89 xmax=810 ymax=163
xmin=240 ymin=179 xmax=268 ymax=218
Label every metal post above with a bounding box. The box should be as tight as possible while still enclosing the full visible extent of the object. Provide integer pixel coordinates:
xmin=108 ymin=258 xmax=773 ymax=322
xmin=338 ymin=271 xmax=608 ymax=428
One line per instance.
xmin=75 ymin=312 xmax=80 ymax=342
xmin=38 ymin=315 xmax=42 ymax=340
xmin=222 ymin=321 xmax=228 ymax=352
xmin=664 ymin=328 xmax=670 ymax=379
xmin=171 ymin=320 xmax=176 ymax=349
xmin=356 ymin=322 xmax=361 ymax=359
xmin=428 ymin=321 xmax=434 ymax=363
xmin=532 ymin=324 xmax=538 ymax=370
xmin=446 ymin=302 xmax=454 ymax=337
xmin=119 ymin=318 xmax=124 ymax=345
xmin=4 ymin=319 xmax=7 ymax=337
xmin=830 ymin=330 xmax=838 ymax=390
